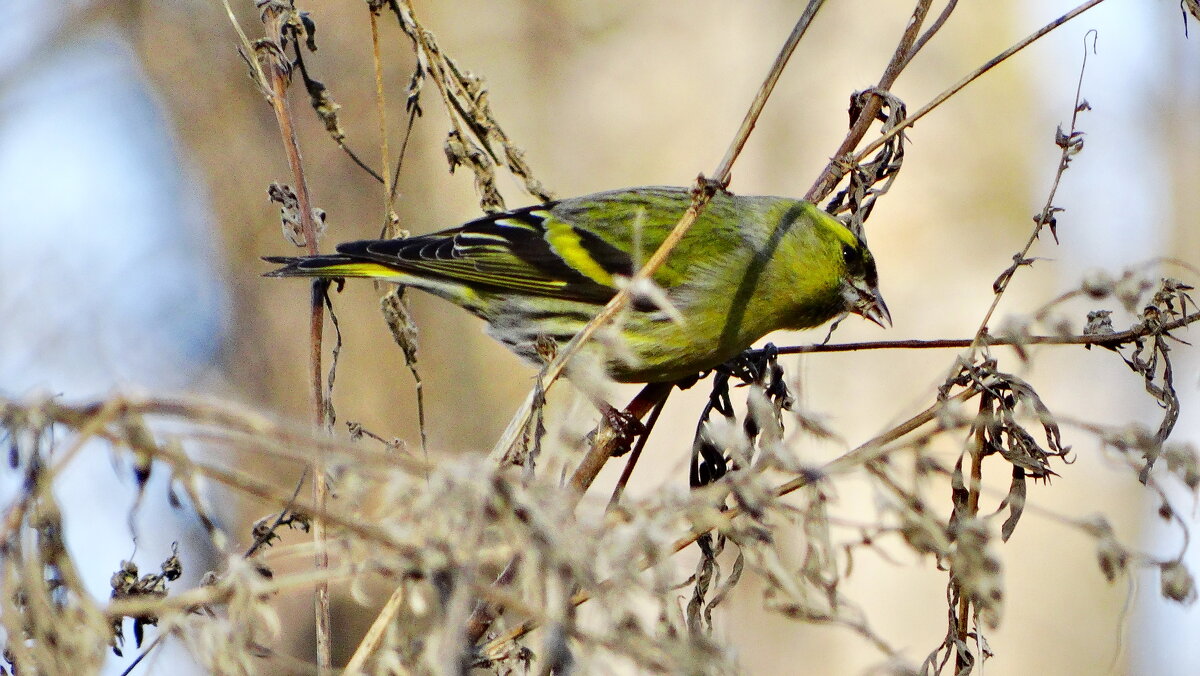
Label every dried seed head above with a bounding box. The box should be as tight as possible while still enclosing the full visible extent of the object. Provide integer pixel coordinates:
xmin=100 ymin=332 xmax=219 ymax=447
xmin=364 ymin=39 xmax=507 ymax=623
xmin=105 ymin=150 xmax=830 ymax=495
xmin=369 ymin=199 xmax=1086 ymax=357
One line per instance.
xmin=1160 ymin=561 xmax=1197 ymax=604
xmin=950 ymin=519 xmax=1004 ymax=629
xmin=1164 ymin=443 xmax=1200 ymax=492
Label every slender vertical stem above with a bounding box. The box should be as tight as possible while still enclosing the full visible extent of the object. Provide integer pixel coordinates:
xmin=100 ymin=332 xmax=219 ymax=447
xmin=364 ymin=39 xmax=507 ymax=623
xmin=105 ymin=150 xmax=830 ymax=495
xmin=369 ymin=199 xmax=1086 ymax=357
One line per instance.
xmin=954 ymin=424 xmax=985 ymax=672
xmin=369 ymin=8 xmax=394 ymax=214
xmin=257 ymin=5 xmax=331 ymax=670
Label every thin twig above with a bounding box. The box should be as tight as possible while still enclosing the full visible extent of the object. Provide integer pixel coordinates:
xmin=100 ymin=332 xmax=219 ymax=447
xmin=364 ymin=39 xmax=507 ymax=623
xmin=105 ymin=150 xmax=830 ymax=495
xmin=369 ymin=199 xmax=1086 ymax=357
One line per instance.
xmin=388 ymin=105 xmax=420 ymax=211
xmin=805 ymin=0 xmax=932 ymax=202
xmin=369 ymin=6 xmax=393 ymax=216
xmin=116 ymin=635 xmax=165 ymax=676
xmin=908 ymin=0 xmax=959 ymax=62
xmin=714 ymin=0 xmax=827 ymax=177
xmin=244 ymin=474 xmax=309 ymax=558
xmin=255 ymin=6 xmax=333 ymax=669
xmin=965 ymin=28 xmax=1098 ymax=350
xmin=771 ymin=311 xmax=1200 ymax=354
xmin=954 ymin=422 xmax=987 ymax=671
xmin=342 ymin=585 xmax=407 ymax=676
xmin=849 ymin=0 xmax=1109 ymax=168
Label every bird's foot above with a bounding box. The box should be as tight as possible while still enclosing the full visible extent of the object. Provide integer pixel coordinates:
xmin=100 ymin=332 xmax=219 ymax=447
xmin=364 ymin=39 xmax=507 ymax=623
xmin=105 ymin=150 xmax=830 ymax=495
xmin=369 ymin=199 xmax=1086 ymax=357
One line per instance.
xmin=599 ymin=405 xmax=646 ymax=458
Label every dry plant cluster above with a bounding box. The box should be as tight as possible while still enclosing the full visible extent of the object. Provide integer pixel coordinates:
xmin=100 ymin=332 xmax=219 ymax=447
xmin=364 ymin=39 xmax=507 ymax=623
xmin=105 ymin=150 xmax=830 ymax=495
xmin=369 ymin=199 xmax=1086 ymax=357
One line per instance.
xmin=3 ymin=1 xmax=1200 ymax=674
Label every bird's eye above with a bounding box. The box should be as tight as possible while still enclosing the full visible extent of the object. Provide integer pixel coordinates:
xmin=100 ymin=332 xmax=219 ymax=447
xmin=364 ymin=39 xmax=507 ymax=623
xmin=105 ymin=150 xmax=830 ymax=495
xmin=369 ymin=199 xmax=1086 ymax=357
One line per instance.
xmin=842 ymin=243 xmax=866 ymax=276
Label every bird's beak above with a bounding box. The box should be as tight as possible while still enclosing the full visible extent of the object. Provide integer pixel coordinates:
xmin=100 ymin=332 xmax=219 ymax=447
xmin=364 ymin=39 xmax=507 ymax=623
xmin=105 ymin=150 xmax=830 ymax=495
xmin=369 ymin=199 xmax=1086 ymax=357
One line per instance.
xmin=849 ymin=279 xmax=891 ymax=328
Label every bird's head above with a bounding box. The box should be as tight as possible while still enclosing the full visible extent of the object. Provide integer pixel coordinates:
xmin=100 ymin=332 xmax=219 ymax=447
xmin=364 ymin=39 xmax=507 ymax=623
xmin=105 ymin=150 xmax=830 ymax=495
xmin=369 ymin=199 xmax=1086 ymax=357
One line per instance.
xmin=834 ymin=228 xmax=890 ymax=329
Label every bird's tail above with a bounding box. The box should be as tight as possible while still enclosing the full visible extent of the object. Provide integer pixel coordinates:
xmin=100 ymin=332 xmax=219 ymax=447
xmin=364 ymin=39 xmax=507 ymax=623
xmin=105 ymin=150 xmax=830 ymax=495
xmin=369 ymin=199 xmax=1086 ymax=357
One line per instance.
xmin=262 ymin=255 xmax=399 ymax=279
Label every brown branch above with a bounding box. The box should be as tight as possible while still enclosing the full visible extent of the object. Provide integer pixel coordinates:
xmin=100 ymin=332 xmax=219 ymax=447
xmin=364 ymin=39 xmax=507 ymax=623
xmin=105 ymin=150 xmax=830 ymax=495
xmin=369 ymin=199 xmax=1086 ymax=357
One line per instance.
xmin=254 ymin=5 xmax=333 ymax=668
xmin=805 ymin=0 xmax=933 ymax=202
xmin=566 ymin=382 xmax=675 ymax=496
xmin=464 ymin=381 xmax=670 ymax=646
xmin=908 ymin=0 xmax=958 ymax=61
xmin=369 ymin=6 xmax=394 ymax=217
xmin=608 ymin=394 xmax=670 ymax=510
xmin=713 ymin=0 xmax=827 ymax=180
xmin=771 ymin=310 xmax=1200 ymax=354
xmin=471 ymin=6 xmax=833 ymax=650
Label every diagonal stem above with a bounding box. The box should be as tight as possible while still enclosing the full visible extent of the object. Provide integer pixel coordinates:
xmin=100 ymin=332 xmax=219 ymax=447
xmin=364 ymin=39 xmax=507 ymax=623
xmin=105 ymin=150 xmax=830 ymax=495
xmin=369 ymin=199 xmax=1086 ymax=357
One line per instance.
xmin=805 ymin=0 xmax=933 ymax=202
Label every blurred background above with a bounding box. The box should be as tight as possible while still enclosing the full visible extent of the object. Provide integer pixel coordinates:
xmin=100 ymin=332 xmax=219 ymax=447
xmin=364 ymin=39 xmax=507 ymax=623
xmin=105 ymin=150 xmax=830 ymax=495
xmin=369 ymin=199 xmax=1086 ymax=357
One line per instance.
xmin=2 ymin=0 xmax=1197 ymax=673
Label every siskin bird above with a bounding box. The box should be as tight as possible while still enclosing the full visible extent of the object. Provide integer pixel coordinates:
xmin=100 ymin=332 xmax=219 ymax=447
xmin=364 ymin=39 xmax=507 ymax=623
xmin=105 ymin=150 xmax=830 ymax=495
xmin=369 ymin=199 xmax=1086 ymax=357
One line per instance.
xmin=264 ymin=186 xmax=889 ymax=383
